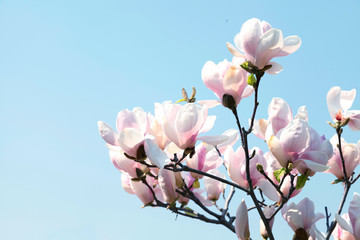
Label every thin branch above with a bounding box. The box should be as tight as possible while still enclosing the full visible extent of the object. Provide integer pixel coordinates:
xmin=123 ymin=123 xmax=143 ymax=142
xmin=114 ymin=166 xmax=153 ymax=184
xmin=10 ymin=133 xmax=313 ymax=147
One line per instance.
xmin=351 ymin=173 xmax=360 ymax=184
xmin=325 ymin=127 xmax=353 ymax=239
xmin=325 ymin=207 xmax=331 ymax=231
xmin=231 ymin=73 xmax=275 ymax=240
xmin=222 ymin=186 xmax=235 ymax=219
xmin=164 ymin=163 xmax=250 ymax=193
xmin=258 ymin=169 xmax=285 ymax=199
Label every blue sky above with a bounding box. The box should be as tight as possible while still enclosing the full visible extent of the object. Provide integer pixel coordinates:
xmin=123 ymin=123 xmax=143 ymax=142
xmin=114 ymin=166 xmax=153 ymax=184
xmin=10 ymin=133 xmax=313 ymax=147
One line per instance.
xmin=1 ymin=0 xmax=360 ymax=239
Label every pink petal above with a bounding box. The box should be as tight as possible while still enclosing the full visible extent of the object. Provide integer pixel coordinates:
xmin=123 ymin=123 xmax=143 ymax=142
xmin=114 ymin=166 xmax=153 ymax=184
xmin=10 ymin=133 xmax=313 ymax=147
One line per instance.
xmin=238 ymin=18 xmax=263 ymax=62
xmin=268 ymin=135 xmax=289 ymax=167
xmin=268 ymin=97 xmax=293 ymax=133
xmin=279 ymin=119 xmax=310 ymax=154
xmin=201 ymin=60 xmax=227 ymax=100
xmin=348 ymin=110 xmax=360 ymax=131
xmin=349 ymin=192 xmax=360 ymax=233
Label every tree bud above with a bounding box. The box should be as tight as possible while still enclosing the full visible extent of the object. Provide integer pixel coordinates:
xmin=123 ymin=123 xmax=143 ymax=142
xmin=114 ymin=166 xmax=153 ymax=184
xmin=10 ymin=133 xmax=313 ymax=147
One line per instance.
xmin=256 ymin=163 xmax=264 ymax=173
xmin=247 ymin=74 xmax=256 ymax=87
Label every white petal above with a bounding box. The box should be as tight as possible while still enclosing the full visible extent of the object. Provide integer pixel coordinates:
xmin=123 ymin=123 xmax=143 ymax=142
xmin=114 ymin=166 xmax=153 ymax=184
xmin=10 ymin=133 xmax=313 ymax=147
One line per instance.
xmin=327 ymin=86 xmax=342 ymax=120
xmin=340 ymin=88 xmax=356 ymax=112
xmin=198 ymin=135 xmax=229 ymax=146
xmin=197 ymin=100 xmax=221 ymax=108
xmin=144 ymin=139 xmax=170 ymax=168
xmin=235 ymin=199 xmax=250 ymax=240
xmin=276 ymin=35 xmax=302 ymax=57
xmin=199 ymin=115 xmax=216 ymax=134
xmin=294 ymin=159 xmax=330 ymax=173
xmin=226 ymin=42 xmax=245 ymax=58
xmin=265 ymin=61 xmax=283 ymax=75
xmin=98 ymin=121 xmax=119 ymax=146
xmin=335 ymin=213 xmax=354 ymax=234
xmin=254 ymin=29 xmax=283 ymax=69
xmin=257 ymin=179 xmax=280 ymax=201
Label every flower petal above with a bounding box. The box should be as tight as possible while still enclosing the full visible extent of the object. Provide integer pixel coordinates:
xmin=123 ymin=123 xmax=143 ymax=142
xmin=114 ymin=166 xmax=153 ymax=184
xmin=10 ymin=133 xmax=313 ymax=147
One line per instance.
xmin=226 ymin=42 xmax=245 ymax=58
xmin=336 ymin=213 xmax=354 ymax=234
xmin=276 ymin=35 xmax=302 ymax=57
xmin=254 ymin=28 xmax=283 ymax=69
xmin=98 ymin=121 xmax=119 ymax=146
xmin=144 ymin=139 xmax=170 ymax=168
xmin=268 ymin=135 xmax=288 ymax=167
xmin=198 ymin=135 xmax=229 ymax=146
xmin=257 ymin=178 xmax=280 ymax=201
xmin=265 ymin=61 xmax=283 ymax=75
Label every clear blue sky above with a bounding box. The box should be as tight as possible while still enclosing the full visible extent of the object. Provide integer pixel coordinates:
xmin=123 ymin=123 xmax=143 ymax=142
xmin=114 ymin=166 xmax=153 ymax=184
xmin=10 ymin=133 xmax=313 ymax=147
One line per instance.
xmin=1 ymin=0 xmax=360 ymax=239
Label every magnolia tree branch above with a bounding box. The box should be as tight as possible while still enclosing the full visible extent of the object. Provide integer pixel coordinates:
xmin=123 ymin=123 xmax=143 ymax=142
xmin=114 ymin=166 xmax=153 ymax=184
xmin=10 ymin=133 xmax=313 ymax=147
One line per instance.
xmin=325 ymin=127 xmax=353 ymax=239
xmin=231 ymin=74 xmax=276 ymax=240
xmin=163 ymin=163 xmax=250 ymax=193
xmin=176 ymin=182 xmax=236 ymax=232
xmin=142 ymin=176 xmax=236 ymax=232
xmin=269 ymin=174 xmax=296 ymax=221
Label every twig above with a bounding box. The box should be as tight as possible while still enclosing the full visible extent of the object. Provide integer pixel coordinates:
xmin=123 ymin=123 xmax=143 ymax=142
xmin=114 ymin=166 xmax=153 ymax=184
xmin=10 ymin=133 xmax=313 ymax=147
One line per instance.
xmin=325 ymin=207 xmax=331 ymax=231
xmin=325 ymin=127 xmax=353 ymax=239
xmin=222 ymin=186 xmax=235 ymax=219
xmin=164 ymin=163 xmax=250 ymax=193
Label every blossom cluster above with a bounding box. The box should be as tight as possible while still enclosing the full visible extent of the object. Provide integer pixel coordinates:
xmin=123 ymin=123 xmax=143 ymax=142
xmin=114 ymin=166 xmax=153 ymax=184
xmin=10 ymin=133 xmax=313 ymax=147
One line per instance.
xmin=98 ymin=18 xmax=360 ymax=240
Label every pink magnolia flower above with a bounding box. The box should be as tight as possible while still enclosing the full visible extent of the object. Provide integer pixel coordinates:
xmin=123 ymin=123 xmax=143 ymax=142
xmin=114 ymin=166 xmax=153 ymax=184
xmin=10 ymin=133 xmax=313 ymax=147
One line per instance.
xmin=201 ymin=59 xmax=253 ymax=108
xmin=203 ymin=168 xmax=225 ymax=202
xmin=227 ymin=18 xmax=301 ymax=74
xmin=225 ymin=146 xmax=267 ymax=189
xmin=186 ymin=143 xmax=223 ymax=179
xmin=98 ymin=107 xmax=150 ymax=158
xmin=282 ymin=198 xmax=324 ymax=237
xmin=336 ymin=192 xmax=360 ymax=240
xmin=327 ymin=86 xmax=360 ymax=131
xmin=155 ymin=101 xmax=227 ymax=150
xmin=268 ymin=118 xmax=332 ymax=176
xmin=327 ymin=135 xmax=360 ymax=180
xmin=235 ymin=199 xmax=250 ymax=240
xmin=333 ymin=213 xmax=356 ymax=240
xmin=99 ymin=108 xmax=171 ymax=169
